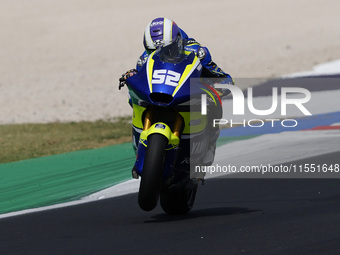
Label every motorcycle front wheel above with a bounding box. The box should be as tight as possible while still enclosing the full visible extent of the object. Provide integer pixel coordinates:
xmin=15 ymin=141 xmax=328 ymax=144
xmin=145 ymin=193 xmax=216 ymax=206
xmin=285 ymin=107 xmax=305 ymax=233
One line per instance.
xmin=138 ymin=133 xmax=168 ymax=211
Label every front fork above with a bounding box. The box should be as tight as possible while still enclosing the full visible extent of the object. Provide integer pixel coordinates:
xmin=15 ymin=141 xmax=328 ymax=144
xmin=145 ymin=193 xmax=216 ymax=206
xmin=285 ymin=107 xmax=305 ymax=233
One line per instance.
xmin=143 ymin=108 xmax=182 ymax=136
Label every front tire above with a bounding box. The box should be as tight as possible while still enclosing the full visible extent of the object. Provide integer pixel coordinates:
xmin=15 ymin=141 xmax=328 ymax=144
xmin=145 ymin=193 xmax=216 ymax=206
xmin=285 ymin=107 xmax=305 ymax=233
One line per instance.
xmin=138 ymin=134 xmax=168 ymax=211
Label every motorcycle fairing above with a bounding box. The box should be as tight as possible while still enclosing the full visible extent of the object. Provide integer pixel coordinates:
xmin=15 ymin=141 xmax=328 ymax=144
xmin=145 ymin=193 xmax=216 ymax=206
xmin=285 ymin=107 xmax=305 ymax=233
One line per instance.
xmin=127 ymin=50 xmax=203 ymax=107
xmin=146 ymin=50 xmax=202 ymax=99
xmin=126 ymin=44 xmax=211 ymax=180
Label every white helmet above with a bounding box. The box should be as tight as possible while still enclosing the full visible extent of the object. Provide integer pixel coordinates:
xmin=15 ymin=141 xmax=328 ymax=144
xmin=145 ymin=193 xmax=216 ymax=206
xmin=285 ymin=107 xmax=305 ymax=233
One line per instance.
xmin=143 ymin=17 xmax=182 ymax=51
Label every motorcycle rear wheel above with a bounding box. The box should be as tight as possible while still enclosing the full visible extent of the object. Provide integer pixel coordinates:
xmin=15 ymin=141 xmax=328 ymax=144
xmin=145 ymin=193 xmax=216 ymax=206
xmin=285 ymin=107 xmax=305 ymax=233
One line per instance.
xmin=138 ymin=133 xmax=168 ymax=211
xmin=160 ymin=179 xmax=198 ymax=215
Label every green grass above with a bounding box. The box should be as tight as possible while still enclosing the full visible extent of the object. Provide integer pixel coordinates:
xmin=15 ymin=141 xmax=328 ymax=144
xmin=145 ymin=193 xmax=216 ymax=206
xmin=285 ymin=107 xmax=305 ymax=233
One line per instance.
xmin=0 ymin=117 xmax=132 ymax=164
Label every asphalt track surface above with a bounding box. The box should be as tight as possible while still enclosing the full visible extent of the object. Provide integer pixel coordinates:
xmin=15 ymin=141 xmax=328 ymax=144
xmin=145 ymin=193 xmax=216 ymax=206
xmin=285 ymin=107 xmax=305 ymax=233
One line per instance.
xmin=1 ymin=151 xmax=339 ymax=255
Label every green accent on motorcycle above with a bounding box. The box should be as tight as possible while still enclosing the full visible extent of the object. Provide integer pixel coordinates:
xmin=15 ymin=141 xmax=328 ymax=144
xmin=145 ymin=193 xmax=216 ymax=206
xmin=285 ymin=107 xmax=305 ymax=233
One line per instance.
xmin=132 ymin=104 xmax=146 ymax=129
xmin=200 ymin=88 xmax=217 ymax=106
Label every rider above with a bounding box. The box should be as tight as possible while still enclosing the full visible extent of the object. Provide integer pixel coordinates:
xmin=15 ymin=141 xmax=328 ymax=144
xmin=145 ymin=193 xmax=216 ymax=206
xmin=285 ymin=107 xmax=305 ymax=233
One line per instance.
xmin=119 ymin=17 xmax=234 ymax=166
xmin=121 ymin=17 xmax=234 ymax=93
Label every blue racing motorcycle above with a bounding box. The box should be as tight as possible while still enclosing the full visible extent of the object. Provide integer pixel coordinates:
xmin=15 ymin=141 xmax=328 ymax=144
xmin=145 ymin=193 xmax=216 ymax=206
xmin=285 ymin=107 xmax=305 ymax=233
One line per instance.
xmin=120 ymin=39 xmax=219 ymax=214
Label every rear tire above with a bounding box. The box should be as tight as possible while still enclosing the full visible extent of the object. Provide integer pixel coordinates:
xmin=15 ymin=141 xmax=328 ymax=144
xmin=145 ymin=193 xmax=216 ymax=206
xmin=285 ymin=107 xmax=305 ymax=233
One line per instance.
xmin=160 ymin=179 xmax=198 ymax=215
xmin=138 ymin=134 xmax=168 ymax=211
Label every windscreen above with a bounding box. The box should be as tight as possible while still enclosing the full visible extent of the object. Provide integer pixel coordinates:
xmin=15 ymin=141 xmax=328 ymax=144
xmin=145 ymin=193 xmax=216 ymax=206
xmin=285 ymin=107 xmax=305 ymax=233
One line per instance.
xmin=159 ymin=37 xmax=188 ymax=64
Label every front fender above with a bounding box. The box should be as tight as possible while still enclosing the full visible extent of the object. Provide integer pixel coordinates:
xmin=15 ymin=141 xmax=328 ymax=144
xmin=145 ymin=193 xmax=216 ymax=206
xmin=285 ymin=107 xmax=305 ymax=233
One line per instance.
xmin=135 ymin=122 xmax=180 ymax=178
xmin=139 ymin=123 xmax=180 ymax=150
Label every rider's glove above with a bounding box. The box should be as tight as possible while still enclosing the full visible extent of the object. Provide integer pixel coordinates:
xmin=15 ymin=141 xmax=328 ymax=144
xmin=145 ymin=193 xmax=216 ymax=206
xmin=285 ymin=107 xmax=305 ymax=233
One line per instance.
xmin=213 ymin=75 xmax=234 ymax=97
xmin=119 ymin=76 xmax=126 ymax=90
xmin=118 ymin=69 xmax=137 ymax=90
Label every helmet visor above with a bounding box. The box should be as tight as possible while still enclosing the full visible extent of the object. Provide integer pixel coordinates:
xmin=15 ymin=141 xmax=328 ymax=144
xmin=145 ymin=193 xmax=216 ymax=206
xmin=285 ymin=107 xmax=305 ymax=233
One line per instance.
xmin=159 ymin=35 xmax=186 ymax=63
